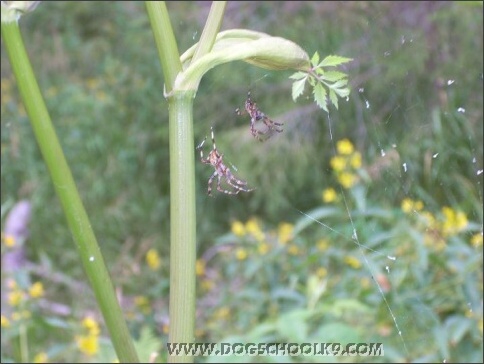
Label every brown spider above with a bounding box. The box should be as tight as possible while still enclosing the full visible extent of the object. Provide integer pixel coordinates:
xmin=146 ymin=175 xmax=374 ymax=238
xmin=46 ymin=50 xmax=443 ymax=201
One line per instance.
xmin=235 ymin=91 xmax=284 ymax=141
xmin=197 ymin=126 xmax=255 ymax=196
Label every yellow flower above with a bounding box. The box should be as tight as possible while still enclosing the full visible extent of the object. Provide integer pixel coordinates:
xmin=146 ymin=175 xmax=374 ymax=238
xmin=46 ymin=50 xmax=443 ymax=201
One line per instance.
xmin=442 ymin=207 xmax=468 ymax=236
xmin=3 ymin=234 xmax=15 ymax=247
xmin=471 ymin=233 xmax=483 ymax=248
xmin=134 ymin=296 xmax=151 ymax=315
xmin=1 ymin=315 xmax=10 ymax=328
xmin=162 ymin=323 xmax=169 ymax=334
xmin=86 ymin=78 xmax=101 ymax=89
xmin=401 ymin=198 xmax=413 ymax=213
xmin=414 ymin=200 xmax=424 ymax=211
xmin=33 ymin=352 xmax=48 ymax=363
xmin=29 ymin=282 xmax=44 ymax=298
xmin=316 ymin=267 xmax=327 ymax=278
xmin=338 ymin=172 xmax=357 ymax=188
xmin=350 ymin=152 xmax=362 ymax=169
xmin=344 ymin=256 xmax=361 ymax=269
xmin=146 ymin=248 xmax=161 ymax=270
xmin=278 ymin=222 xmax=294 ymax=245
xmin=455 ymin=211 xmax=468 ymax=230
xmin=288 ymin=244 xmax=300 ymax=255
xmin=235 ymin=248 xmax=248 ymax=261
xmin=258 ymin=242 xmax=270 ymax=255
xmin=214 ymin=307 xmax=230 ymax=320
xmin=8 ymin=290 xmax=23 ymax=307
xmin=330 ymin=155 xmax=346 ymax=172
xmin=82 ymin=317 xmax=100 ymax=336
xmin=245 ymin=218 xmax=265 ymax=241
xmin=134 ymin=296 xmax=149 ymax=307
xmin=77 ymin=335 xmax=99 ymax=356
xmin=322 ymin=188 xmax=337 ymax=203
xmin=337 ymin=139 xmax=354 ymax=155
xmin=231 ymin=220 xmax=246 ymax=237
xmin=201 ymin=279 xmax=214 ymax=291
xmin=196 ymin=259 xmax=205 ymax=276
xmin=316 ymin=239 xmax=329 ymax=252
xmin=401 ymin=199 xmax=424 ymax=214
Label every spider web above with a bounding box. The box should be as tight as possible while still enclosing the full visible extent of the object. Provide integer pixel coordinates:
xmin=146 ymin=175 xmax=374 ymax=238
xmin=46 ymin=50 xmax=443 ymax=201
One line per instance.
xmin=196 ymin=3 xmax=483 ymax=362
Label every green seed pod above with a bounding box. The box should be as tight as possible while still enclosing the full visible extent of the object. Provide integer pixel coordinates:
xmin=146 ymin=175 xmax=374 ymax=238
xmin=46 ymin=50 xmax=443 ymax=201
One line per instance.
xmin=175 ymin=30 xmax=310 ymax=91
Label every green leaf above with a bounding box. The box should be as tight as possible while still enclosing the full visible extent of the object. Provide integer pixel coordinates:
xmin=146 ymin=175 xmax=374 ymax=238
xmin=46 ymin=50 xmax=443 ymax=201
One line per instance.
xmin=289 ymin=71 xmax=307 ymax=80
xmin=329 ymin=89 xmax=339 ymax=109
xmin=319 ymin=55 xmax=353 ymax=67
xmin=311 ymin=51 xmax=320 ymax=66
xmin=321 ymin=70 xmax=347 ymax=82
xmin=313 ymin=82 xmax=328 ymax=112
xmin=292 ymin=77 xmax=307 ymax=101
xmin=333 ymin=86 xmax=351 ymax=98
xmin=330 ymin=79 xmax=349 ymax=89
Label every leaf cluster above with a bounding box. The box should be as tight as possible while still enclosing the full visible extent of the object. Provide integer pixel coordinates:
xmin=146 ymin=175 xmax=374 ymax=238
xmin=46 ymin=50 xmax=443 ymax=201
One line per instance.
xmin=290 ymin=52 xmax=352 ymax=112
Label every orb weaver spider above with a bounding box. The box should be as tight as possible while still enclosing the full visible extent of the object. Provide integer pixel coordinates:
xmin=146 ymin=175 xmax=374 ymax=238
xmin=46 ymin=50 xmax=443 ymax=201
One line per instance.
xmin=197 ymin=126 xmax=255 ymax=196
xmin=235 ymin=91 xmax=284 ymax=141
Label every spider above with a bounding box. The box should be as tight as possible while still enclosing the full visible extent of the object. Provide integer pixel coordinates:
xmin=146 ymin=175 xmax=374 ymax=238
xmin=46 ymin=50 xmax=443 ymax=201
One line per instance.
xmin=235 ymin=91 xmax=284 ymax=141
xmin=197 ymin=126 xmax=255 ymax=196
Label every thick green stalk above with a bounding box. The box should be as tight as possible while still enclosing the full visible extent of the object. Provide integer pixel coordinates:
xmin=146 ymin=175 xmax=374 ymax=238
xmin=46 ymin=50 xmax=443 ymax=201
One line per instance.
xmin=1 ymin=20 xmax=139 ymax=363
xmin=146 ymin=2 xmax=197 ymax=362
xmin=167 ymin=92 xmax=197 ymax=363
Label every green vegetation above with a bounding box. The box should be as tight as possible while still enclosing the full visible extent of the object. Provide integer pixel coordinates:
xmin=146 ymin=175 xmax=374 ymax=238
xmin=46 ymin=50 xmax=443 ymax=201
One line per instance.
xmin=1 ymin=1 xmax=482 ymax=363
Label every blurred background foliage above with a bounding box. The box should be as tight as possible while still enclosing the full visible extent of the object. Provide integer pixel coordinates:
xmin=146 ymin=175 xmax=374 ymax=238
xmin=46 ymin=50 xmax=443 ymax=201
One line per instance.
xmin=1 ymin=1 xmax=482 ymax=363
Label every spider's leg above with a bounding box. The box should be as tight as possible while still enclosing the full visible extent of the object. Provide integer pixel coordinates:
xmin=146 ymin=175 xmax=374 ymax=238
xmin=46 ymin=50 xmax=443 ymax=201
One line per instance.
xmin=225 ymin=170 xmax=255 ymax=193
xmin=225 ymin=170 xmax=248 ymax=186
xmin=207 ymin=172 xmax=216 ymax=196
xmin=227 ymin=178 xmax=254 ymax=191
xmin=262 ymin=115 xmax=284 ymax=132
xmin=197 ymin=136 xmax=210 ymax=163
xmin=249 ymin=117 xmax=266 ymax=142
xmin=217 ymin=175 xmax=241 ymax=195
xmin=235 ymin=107 xmax=246 ymax=116
xmin=227 ymin=178 xmax=255 ymax=193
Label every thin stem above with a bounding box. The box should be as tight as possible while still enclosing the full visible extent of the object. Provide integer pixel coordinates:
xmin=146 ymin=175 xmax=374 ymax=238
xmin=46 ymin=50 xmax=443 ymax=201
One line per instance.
xmin=191 ymin=1 xmax=227 ymax=63
xmin=145 ymin=1 xmax=182 ymax=93
xmin=1 ymin=20 xmax=139 ymax=363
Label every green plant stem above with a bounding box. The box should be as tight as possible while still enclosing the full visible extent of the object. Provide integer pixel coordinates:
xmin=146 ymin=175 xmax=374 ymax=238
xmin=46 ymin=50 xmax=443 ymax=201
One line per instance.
xmin=191 ymin=1 xmax=227 ymax=63
xmin=145 ymin=1 xmax=182 ymax=92
xmin=167 ymin=92 xmax=197 ymax=363
xmin=146 ymin=3 xmax=197 ymax=362
xmin=1 ymin=20 xmax=139 ymax=363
